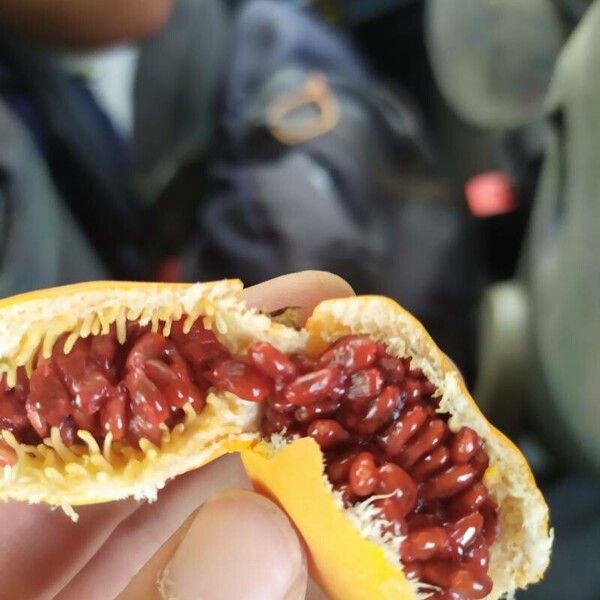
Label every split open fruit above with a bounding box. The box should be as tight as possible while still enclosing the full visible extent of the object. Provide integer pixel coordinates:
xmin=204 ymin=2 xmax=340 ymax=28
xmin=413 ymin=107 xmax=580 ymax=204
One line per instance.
xmin=0 ymin=280 xmax=552 ymax=599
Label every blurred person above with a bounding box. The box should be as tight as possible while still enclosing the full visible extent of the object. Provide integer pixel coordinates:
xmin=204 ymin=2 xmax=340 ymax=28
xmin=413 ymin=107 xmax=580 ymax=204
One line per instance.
xmin=0 ymin=0 xmax=174 ymax=290
xmin=0 ymin=0 xmax=173 ymax=48
xmin=0 ymin=0 xmax=227 ymax=284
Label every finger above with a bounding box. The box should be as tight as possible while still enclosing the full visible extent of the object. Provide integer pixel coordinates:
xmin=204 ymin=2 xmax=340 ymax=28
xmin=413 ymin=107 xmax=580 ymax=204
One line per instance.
xmin=242 ymin=270 xmax=354 ymax=324
xmin=119 ymin=490 xmax=307 ymax=600
xmin=55 ymin=454 xmax=251 ymax=600
xmin=0 ymin=499 xmax=140 ymax=600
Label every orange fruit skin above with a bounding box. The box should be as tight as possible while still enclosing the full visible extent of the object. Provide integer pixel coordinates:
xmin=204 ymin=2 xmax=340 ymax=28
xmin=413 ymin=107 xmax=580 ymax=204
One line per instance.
xmin=0 ymin=282 xmax=551 ymax=599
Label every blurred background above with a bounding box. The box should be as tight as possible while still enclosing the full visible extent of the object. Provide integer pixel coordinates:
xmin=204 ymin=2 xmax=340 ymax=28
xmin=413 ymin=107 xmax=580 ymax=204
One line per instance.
xmin=0 ymin=0 xmax=598 ymax=597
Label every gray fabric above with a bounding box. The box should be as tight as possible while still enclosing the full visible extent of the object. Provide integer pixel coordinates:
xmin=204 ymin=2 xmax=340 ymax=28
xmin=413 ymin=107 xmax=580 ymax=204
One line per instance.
xmin=0 ymin=99 xmax=106 ymax=297
xmin=426 ymin=0 xmax=565 ymax=128
xmin=521 ymin=0 xmax=600 ymax=473
xmin=134 ymin=0 xmax=229 ymax=203
xmin=251 ymin=152 xmax=373 ymax=271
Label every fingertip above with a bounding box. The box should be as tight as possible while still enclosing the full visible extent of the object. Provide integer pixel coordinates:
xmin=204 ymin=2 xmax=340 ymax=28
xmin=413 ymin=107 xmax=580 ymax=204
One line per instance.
xmin=159 ymin=489 xmax=306 ymax=600
xmin=243 ymin=271 xmax=354 ymax=323
xmin=294 ymin=270 xmax=355 ymax=298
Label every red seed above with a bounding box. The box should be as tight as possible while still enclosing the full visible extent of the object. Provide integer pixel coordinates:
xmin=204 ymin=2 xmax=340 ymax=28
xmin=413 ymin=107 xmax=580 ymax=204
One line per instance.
xmin=420 ymin=379 xmax=437 ymax=397
xmin=481 ymin=499 xmax=500 ymax=545
xmin=403 ymin=379 xmax=422 ymax=404
xmin=58 ymin=417 xmax=79 ymax=447
xmin=328 ymin=372 xmax=348 ymax=401
xmin=336 ymin=408 xmax=362 ymax=431
xmin=423 ymin=464 xmax=478 ymax=501
xmin=364 ymin=442 xmax=388 ymax=467
xmin=449 ymin=512 xmax=484 ymax=551
xmin=0 ymin=442 xmax=17 ymax=466
xmin=53 ymin=336 xmax=89 ymax=386
xmin=449 ymin=482 xmax=489 ymax=517
xmin=144 ymin=358 xmax=179 ymax=386
xmin=125 ymin=321 xmax=152 ymax=344
xmin=283 ymin=367 xmax=341 ymax=406
xmin=72 ymin=370 xmax=112 ymax=415
xmin=124 ymin=369 xmax=169 ymax=425
xmin=411 ymin=445 xmax=451 ymax=481
xmin=397 ymin=419 xmax=447 ymax=469
xmin=126 ymin=333 xmax=169 ymax=371
xmin=449 ymin=568 xmax=493 ymax=599
xmin=307 ymin=419 xmax=350 ymax=450
xmin=0 ymin=392 xmax=29 ymax=431
xmin=346 ymin=368 xmax=384 ymax=401
xmin=357 ymin=386 xmax=401 ymax=435
xmin=319 ymin=335 xmax=378 ymax=372
xmin=377 ymin=356 xmax=406 ymax=382
xmin=450 ymin=428 xmax=481 ymax=464
xmin=349 ymin=452 xmax=378 ymax=496
xmin=72 ymin=407 xmax=103 ymax=438
xmin=376 ymin=463 xmax=418 ymax=516
xmin=145 ymin=359 xmax=206 ymax=411
xmin=264 ymin=406 xmax=294 ymax=433
xmin=373 ymin=497 xmax=408 ymax=536
xmin=269 ymin=392 xmax=296 ymax=413
xmin=464 ymin=535 xmax=490 ymax=573
xmin=420 ymin=560 xmax=455 ymax=588
xmin=205 ymin=359 xmax=273 ymax=402
xmin=377 ymin=404 xmax=428 ymax=456
xmin=161 ymin=380 xmax=206 ymax=412
xmin=53 ymin=335 xmax=112 ymax=414
xmin=294 ymin=398 xmax=340 ymax=423
xmin=408 ymin=365 xmax=423 ymax=379
xmin=128 ymin=414 xmax=162 ymax=446
xmin=247 ymin=342 xmax=298 ymax=381
xmin=100 ymin=386 xmax=128 ymax=441
xmin=90 ymin=331 xmax=119 ymax=376
xmin=401 ymin=527 xmax=451 ymax=562
xmin=26 ymin=362 xmax=71 ymax=436
xmin=406 ymin=511 xmax=444 ymax=531
xmin=470 ymin=448 xmax=490 ymax=477
xmin=11 ymin=369 xmax=30 ymax=399
xmin=169 ymin=318 xmax=227 ymax=370
xmin=291 ymin=354 xmax=319 ymax=374
xmin=326 ymin=448 xmax=362 ymax=484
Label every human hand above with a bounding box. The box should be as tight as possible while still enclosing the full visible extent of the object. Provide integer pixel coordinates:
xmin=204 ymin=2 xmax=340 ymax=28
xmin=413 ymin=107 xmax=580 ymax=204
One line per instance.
xmin=0 ymin=271 xmax=354 ymax=600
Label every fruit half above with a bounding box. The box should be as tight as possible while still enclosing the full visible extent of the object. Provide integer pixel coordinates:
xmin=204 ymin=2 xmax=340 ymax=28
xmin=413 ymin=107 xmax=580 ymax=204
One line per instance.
xmin=0 ymin=280 xmax=552 ymax=600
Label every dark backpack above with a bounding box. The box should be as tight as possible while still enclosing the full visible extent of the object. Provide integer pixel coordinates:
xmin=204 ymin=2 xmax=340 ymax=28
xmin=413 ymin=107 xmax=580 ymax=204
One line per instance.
xmin=186 ymin=0 xmax=481 ymax=378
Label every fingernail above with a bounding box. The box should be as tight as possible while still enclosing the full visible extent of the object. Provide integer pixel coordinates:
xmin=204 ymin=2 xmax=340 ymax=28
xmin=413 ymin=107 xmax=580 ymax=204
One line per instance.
xmin=159 ymin=490 xmax=306 ymax=600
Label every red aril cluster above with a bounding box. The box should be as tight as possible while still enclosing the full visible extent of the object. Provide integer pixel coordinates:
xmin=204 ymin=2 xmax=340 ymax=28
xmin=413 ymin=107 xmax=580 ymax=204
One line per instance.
xmin=261 ymin=335 xmax=497 ymax=600
xmin=0 ymin=322 xmax=497 ymax=600
xmin=0 ymin=319 xmax=218 ymax=448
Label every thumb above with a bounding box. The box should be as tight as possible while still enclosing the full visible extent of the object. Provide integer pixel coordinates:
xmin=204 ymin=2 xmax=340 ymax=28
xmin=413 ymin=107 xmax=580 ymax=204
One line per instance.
xmin=158 ymin=490 xmax=307 ymax=600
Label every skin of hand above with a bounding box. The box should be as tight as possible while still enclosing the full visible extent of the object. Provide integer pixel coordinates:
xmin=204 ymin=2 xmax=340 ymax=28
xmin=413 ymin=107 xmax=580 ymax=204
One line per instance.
xmin=0 ymin=0 xmax=173 ymax=48
xmin=0 ymin=271 xmax=353 ymax=600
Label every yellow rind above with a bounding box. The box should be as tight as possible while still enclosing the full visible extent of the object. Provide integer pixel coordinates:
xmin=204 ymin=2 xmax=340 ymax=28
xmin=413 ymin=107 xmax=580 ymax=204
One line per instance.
xmin=242 ymin=438 xmax=416 ymax=600
xmin=306 ymin=296 xmax=553 ymax=598
xmin=0 ymin=281 xmax=552 ymax=600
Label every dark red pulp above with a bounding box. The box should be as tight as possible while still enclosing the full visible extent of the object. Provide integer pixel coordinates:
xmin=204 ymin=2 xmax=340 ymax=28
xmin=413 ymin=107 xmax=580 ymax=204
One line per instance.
xmin=0 ymin=323 xmax=497 ymax=600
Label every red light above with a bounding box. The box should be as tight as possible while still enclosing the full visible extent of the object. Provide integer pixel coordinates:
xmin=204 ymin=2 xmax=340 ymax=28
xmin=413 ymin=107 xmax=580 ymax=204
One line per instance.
xmin=464 ymin=172 xmax=517 ymax=218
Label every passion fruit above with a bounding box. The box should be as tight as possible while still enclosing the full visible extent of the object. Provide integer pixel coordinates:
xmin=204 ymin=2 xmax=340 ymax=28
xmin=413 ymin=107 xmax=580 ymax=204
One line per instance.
xmin=0 ymin=280 xmax=552 ymax=600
